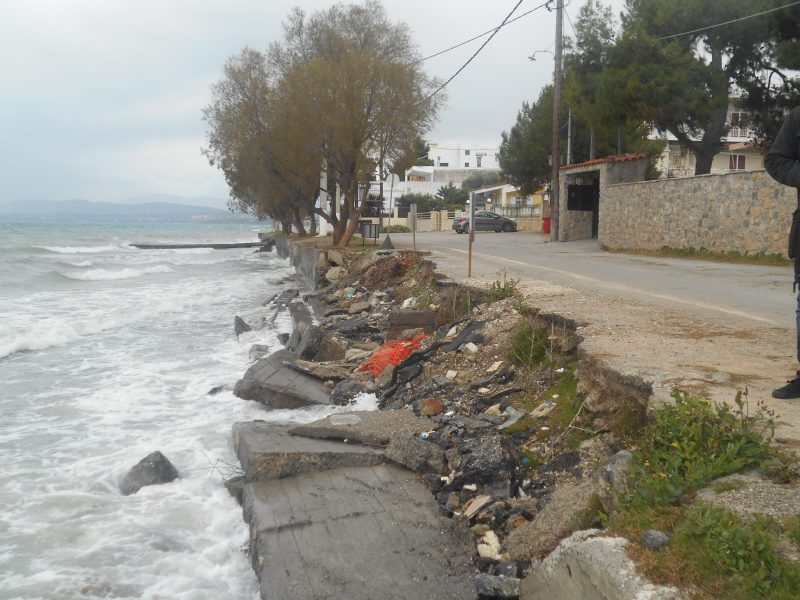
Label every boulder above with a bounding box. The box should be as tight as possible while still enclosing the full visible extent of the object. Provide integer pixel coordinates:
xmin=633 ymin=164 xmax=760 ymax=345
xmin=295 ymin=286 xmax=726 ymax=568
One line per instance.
xmin=325 ymin=266 xmax=346 ymax=283
xmin=331 ymin=379 xmax=366 ymax=404
xmin=119 ymin=451 xmax=179 ymax=496
xmin=277 ymin=332 xmax=290 ymax=346
xmin=234 ymin=316 xmax=252 ymax=339
xmin=225 ymin=475 xmax=246 ymax=505
xmin=519 ymin=530 xmax=682 ymax=600
xmin=314 ymin=333 xmax=347 ymax=362
xmin=446 ymin=434 xmax=515 ymax=485
xmin=348 ymin=301 xmax=370 ymax=315
xmin=386 ymin=435 xmax=448 ymax=474
xmin=327 ymin=250 xmax=345 ymax=266
xmin=207 ymin=385 xmax=227 ymax=396
xmin=641 ymin=530 xmax=670 ymax=550
xmin=420 ymin=398 xmax=444 ymax=416
xmin=376 ymin=364 xmax=395 ymax=388
xmin=399 ymin=327 xmax=426 ymax=340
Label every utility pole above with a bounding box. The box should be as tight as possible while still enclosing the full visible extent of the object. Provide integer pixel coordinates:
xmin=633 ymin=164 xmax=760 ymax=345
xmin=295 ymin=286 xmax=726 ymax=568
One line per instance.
xmin=567 ymin=107 xmax=573 ymax=166
xmin=550 ymin=0 xmax=563 ymax=242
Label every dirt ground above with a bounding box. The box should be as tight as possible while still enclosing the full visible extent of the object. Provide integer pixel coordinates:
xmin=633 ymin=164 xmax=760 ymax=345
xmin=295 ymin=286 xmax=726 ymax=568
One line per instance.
xmin=396 ymin=239 xmax=800 ymax=445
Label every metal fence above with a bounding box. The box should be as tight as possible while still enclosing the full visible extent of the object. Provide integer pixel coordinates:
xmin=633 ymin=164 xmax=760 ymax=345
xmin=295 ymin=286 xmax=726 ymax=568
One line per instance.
xmin=493 ymin=206 xmax=541 ymax=219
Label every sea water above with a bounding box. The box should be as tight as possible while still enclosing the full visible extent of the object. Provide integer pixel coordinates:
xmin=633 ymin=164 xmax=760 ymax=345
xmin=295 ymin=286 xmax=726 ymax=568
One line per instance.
xmin=0 ymin=222 xmax=374 ymax=599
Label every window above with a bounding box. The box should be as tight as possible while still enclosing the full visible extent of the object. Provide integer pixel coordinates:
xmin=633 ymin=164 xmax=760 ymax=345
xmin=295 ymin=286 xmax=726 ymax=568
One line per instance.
xmin=439 ymin=162 xmax=449 ymax=167
xmin=729 ymin=154 xmax=746 ymax=171
xmin=465 ymin=162 xmax=470 ymax=167
xmin=464 ymin=150 xmax=470 ymax=155
xmin=476 ymin=156 xmax=482 ymax=168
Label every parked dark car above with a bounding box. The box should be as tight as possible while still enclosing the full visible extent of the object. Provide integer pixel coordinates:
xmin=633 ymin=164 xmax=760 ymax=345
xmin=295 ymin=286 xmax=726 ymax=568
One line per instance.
xmin=452 ymin=211 xmax=517 ymax=233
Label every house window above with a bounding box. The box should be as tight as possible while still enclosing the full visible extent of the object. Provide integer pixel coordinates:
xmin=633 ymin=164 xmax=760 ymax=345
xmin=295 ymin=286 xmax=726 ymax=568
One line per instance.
xmin=729 ymin=112 xmax=750 ymax=138
xmin=729 ymin=154 xmax=746 ymax=171
xmin=465 ymin=150 xmax=470 ymax=155
xmin=476 ymin=156 xmax=482 ymax=168
xmin=439 ymin=162 xmax=449 ymax=167
xmin=465 ymin=162 xmax=470 ymax=167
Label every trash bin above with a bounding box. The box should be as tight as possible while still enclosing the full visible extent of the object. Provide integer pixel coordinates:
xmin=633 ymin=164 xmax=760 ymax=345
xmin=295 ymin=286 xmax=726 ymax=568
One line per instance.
xmin=542 ymin=217 xmax=551 ymax=234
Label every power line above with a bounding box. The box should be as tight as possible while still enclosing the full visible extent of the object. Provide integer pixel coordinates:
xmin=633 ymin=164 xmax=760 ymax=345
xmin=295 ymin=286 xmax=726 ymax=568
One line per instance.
xmin=658 ymin=0 xmax=800 ymax=40
xmin=565 ymin=6 xmax=578 ymax=39
xmin=428 ymin=0 xmax=547 ymax=98
xmin=417 ymin=1 xmax=550 ymax=64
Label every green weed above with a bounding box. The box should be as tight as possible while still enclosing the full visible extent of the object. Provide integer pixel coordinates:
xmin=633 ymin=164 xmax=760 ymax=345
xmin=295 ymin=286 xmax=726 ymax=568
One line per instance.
xmin=628 ymin=390 xmax=774 ymax=506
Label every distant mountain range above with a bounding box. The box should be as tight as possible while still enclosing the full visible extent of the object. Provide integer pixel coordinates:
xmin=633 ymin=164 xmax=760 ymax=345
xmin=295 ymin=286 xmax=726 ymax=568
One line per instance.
xmin=0 ymin=196 xmax=256 ymax=223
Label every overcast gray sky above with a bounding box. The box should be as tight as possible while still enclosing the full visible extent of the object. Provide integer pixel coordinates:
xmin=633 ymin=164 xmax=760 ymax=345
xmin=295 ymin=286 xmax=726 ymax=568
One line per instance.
xmin=0 ymin=0 xmax=627 ymax=205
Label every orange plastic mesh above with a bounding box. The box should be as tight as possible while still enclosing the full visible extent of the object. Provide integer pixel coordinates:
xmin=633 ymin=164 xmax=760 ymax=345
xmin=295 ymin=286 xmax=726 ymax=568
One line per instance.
xmin=358 ymin=334 xmax=426 ymax=377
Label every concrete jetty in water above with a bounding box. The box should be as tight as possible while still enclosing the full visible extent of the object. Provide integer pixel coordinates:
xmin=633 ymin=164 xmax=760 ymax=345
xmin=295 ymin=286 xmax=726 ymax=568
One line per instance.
xmin=130 ymin=240 xmax=274 ymax=250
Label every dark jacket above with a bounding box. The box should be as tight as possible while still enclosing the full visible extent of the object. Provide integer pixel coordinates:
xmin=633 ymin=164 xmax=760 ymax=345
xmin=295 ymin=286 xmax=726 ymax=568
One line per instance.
xmin=766 ymin=107 xmax=800 ymax=284
xmin=765 ymin=107 xmax=800 ymax=188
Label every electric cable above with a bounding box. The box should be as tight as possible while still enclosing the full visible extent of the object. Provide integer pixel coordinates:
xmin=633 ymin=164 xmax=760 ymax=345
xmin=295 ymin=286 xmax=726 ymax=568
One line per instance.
xmin=658 ymin=0 xmax=800 ymax=40
xmin=417 ymin=1 xmax=551 ymax=64
xmin=428 ymin=0 xmax=548 ymax=98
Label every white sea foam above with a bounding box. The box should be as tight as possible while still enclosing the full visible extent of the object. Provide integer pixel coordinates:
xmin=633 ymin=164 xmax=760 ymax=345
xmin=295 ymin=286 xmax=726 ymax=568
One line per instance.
xmin=0 ymin=225 xmax=296 ymax=599
xmin=36 ymin=245 xmax=116 ymax=254
xmin=63 ymin=264 xmax=173 ymax=281
xmin=65 ymin=260 xmax=93 ymax=267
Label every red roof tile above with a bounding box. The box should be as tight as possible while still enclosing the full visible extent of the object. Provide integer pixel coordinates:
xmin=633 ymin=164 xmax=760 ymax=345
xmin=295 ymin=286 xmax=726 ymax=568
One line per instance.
xmin=559 ymin=152 xmax=650 ymax=171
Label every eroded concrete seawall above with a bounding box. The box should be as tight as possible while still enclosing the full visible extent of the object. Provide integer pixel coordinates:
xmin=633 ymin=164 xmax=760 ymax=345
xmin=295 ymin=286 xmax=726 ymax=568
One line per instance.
xmin=274 ymin=236 xmax=323 ymax=289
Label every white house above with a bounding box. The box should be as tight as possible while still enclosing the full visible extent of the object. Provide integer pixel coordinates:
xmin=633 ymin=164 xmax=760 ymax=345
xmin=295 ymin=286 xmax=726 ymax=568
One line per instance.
xmin=427 ymin=143 xmax=500 ymax=170
xmin=653 ymin=102 xmax=764 ymax=178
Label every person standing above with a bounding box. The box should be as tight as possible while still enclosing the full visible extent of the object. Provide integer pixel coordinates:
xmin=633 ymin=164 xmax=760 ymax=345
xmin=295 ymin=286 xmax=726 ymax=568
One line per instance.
xmin=765 ymin=107 xmax=800 ymax=398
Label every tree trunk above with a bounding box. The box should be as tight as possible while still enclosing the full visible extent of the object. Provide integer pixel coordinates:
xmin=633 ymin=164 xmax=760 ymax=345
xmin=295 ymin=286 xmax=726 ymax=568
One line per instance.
xmin=291 ymin=208 xmax=307 ymax=236
xmin=589 ymin=126 xmax=596 ymax=160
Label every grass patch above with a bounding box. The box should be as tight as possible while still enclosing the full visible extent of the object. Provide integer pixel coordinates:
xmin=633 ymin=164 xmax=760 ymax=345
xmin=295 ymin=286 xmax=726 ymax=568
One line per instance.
xmin=604 ymin=245 xmax=791 ymax=267
xmin=627 ymin=390 xmax=774 ymax=506
xmin=510 ymin=322 xmax=551 ymax=369
xmin=543 ymin=370 xmax=581 ymax=429
xmin=711 ymin=478 xmax=748 ymax=494
xmin=784 ymin=514 xmax=800 ymax=549
xmin=383 ymin=224 xmax=411 ymax=233
xmin=611 ymin=503 xmax=800 ymax=600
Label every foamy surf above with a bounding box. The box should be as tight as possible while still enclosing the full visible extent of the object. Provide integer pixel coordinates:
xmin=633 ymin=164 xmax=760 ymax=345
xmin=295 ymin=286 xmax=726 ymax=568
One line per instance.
xmin=1 ymin=223 xmax=287 ymax=599
xmin=62 ymin=264 xmax=174 ymax=281
xmin=36 ymin=244 xmax=117 ymax=254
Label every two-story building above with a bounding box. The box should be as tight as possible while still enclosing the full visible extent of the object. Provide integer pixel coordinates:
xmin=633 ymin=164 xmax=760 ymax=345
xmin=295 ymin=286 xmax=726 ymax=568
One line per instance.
xmin=653 ymin=102 xmax=764 ymax=178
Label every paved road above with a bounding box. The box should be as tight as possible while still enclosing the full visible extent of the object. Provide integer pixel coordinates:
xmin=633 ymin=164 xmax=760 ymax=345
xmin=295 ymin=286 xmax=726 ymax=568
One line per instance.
xmin=391 ymin=231 xmax=795 ymax=329
xmin=388 ymin=230 xmax=800 ymax=440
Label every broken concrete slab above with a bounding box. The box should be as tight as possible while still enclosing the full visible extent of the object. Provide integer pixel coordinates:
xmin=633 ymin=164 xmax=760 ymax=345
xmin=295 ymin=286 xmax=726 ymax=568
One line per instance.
xmin=233 ymin=421 xmax=386 ymax=481
xmin=505 ymin=479 xmax=597 ymax=560
xmin=242 ymin=465 xmax=477 ymax=600
xmin=519 ymin=530 xmax=682 ymax=600
xmin=289 ymin=410 xmax=434 ymax=447
xmin=233 ymin=350 xmax=332 ymax=409
xmin=386 ymin=435 xmax=448 ymax=474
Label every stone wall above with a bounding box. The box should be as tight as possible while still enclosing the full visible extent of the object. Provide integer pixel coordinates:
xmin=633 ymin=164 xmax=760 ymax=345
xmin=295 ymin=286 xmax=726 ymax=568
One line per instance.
xmin=600 ymin=169 xmax=796 ymax=256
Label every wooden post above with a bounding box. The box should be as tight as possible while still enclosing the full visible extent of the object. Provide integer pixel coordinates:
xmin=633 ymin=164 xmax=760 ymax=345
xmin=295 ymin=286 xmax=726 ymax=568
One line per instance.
xmin=550 ymin=0 xmax=563 ymax=242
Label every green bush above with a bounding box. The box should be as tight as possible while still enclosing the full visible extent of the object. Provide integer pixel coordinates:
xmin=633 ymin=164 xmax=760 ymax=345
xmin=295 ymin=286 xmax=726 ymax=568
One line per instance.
xmin=628 ymin=390 xmax=773 ymax=506
xmin=489 ymin=271 xmax=520 ymax=302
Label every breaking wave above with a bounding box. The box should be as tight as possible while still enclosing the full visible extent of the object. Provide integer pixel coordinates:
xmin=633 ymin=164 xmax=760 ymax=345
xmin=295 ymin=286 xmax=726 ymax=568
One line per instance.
xmin=36 ymin=245 xmax=116 ymax=254
xmin=62 ymin=265 xmax=173 ymax=281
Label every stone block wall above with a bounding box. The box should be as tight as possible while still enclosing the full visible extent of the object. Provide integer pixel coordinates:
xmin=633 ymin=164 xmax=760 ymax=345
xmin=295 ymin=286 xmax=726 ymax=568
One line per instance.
xmin=599 ymin=170 xmax=795 ymax=255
